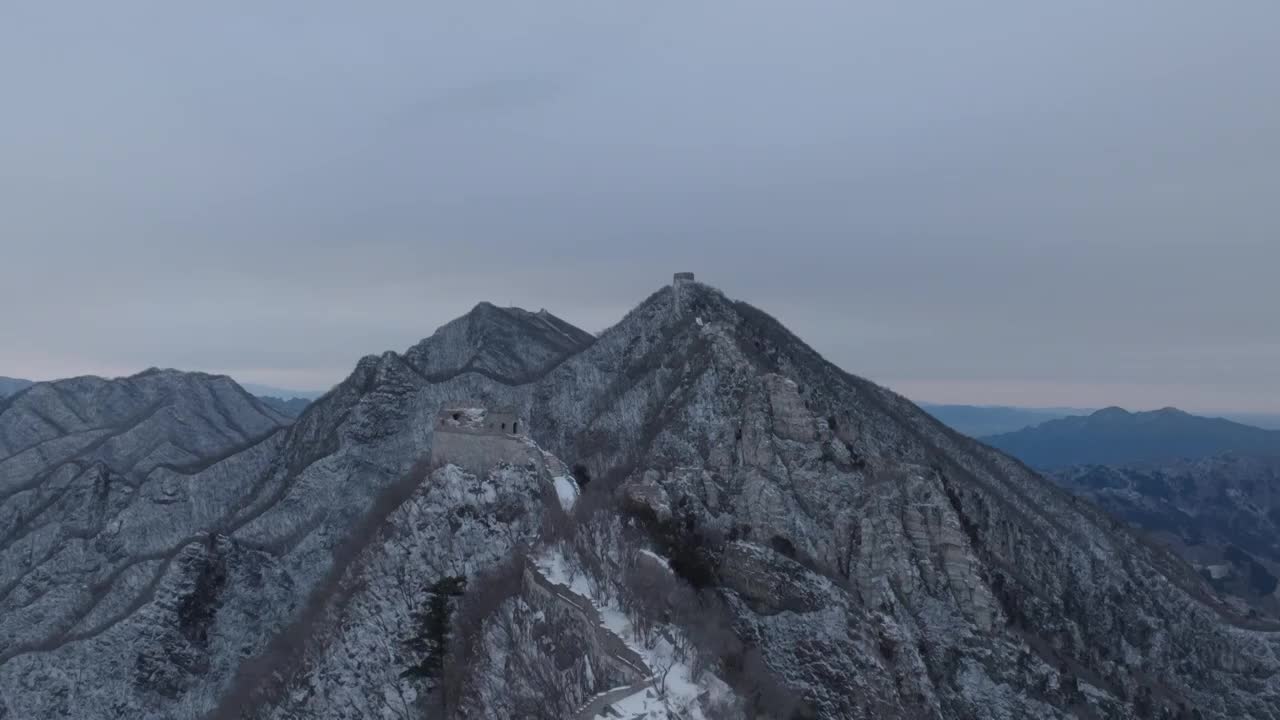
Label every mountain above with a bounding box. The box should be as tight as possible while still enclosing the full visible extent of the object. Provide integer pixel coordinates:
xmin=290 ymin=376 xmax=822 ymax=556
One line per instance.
xmin=0 ymin=376 xmax=32 ymax=398
xmin=237 ymin=383 xmax=326 ymax=418
xmin=0 ymin=375 xmax=314 ymax=418
xmin=4 ymin=280 xmax=1280 ymax=719
xmin=401 ymin=301 xmax=596 ymax=382
xmin=252 ymin=395 xmax=312 ymax=418
xmin=238 ymin=383 xmax=326 ymax=401
xmin=983 ymin=406 xmax=1280 ymax=469
xmin=921 ymin=403 xmax=1092 ymax=436
xmin=1223 ymin=413 xmax=1280 ymax=431
xmin=1050 ymin=454 xmax=1280 ymax=616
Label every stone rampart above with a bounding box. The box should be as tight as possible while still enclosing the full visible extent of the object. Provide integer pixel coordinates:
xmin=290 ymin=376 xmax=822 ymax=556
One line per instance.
xmin=429 ymin=429 xmax=534 ymax=473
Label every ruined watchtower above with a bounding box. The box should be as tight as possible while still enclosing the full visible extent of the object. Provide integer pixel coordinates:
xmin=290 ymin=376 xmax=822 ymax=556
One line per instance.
xmin=430 ymin=404 xmax=532 ymax=471
xmin=672 ymin=272 xmax=695 ymax=316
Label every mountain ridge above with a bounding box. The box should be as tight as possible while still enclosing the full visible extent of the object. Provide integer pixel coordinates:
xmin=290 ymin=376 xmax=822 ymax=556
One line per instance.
xmin=983 ymin=406 xmax=1280 ymax=468
xmin=4 ymin=279 xmax=1280 ymax=719
xmin=921 ymin=403 xmax=1093 ymax=436
xmin=0 ymin=376 xmax=32 ymax=399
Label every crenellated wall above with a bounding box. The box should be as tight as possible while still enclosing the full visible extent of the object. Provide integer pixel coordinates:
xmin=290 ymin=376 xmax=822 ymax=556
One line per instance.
xmin=521 ymin=563 xmax=650 ymax=688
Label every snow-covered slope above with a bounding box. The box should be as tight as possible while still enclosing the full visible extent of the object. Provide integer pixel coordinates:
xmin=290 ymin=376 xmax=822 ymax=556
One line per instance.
xmin=0 ymin=369 xmax=293 ymax=717
xmin=521 ymin=283 xmax=1280 ymax=718
xmin=0 ymin=308 xmax=590 ymax=719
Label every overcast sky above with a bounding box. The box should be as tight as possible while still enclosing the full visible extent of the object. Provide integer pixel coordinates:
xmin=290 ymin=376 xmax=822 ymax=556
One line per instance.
xmin=2 ymin=1 xmax=1277 ymax=411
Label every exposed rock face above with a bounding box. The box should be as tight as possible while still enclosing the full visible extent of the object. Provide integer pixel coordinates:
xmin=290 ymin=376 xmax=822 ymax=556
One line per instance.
xmin=718 ymin=541 xmax=827 ymax=615
xmin=4 ymin=284 xmax=1280 ymax=719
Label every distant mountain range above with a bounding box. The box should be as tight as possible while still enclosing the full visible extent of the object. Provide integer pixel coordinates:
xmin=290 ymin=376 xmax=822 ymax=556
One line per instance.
xmin=0 ymin=377 xmax=33 ymax=398
xmin=0 ymin=375 xmax=320 ymax=417
xmin=1224 ymin=412 xmax=1280 ymax=431
xmin=253 ymin=395 xmax=312 ymax=418
xmin=923 ymin=403 xmax=1280 ymax=436
xmin=237 ymin=383 xmax=326 ymax=401
xmin=1051 ymin=454 xmax=1280 ymax=616
xmin=920 ymin=403 xmax=1092 ymax=436
xmin=982 ymin=407 xmax=1280 ymax=469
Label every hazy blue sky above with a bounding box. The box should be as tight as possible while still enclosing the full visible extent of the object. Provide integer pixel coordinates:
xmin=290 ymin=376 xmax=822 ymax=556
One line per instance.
xmin=3 ymin=2 xmax=1277 ymax=411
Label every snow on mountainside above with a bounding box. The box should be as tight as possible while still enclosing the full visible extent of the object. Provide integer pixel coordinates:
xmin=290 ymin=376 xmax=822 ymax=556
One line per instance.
xmin=1051 ymin=453 xmax=1280 ymax=616
xmin=4 ymin=281 xmax=1280 ymax=719
xmin=403 ymin=302 xmax=595 ymax=383
xmin=0 ymin=369 xmax=294 ymax=717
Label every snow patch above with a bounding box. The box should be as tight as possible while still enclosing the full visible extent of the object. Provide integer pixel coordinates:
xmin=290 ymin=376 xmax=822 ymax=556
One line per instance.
xmin=553 ymin=475 xmax=578 ymax=511
xmin=637 ymin=548 xmax=670 ymax=569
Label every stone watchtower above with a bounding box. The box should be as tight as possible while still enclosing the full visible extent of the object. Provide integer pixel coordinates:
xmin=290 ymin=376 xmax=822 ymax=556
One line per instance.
xmin=430 ymin=405 xmax=532 ymax=471
xmin=672 ymin=272 xmax=695 ymax=316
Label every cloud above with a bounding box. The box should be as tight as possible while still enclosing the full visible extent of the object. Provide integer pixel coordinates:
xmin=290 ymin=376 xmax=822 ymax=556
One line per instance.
xmin=1 ymin=1 xmax=1277 ymax=412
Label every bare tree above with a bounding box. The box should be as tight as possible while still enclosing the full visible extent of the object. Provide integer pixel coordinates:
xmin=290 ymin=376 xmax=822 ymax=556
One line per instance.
xmin=652 ymin=651 xmax=678 ymax=700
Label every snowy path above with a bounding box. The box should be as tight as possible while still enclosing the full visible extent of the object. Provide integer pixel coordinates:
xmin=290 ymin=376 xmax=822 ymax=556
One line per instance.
xmin=522 ymin=560 xmax=654 ymax=719
xmin=572 ymin=679 xmax=653 ymax=720
xmin=530 ymin=548 xmax=728 ymax=720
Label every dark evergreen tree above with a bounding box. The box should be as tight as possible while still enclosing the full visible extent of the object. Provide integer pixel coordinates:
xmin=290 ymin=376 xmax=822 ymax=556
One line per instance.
xmin=404 ymin=575 xmax=467 ymax=680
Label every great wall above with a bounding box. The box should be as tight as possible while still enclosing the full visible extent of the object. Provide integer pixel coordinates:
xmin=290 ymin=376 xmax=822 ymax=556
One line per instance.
xmin=430 ymin=403 xmax=657 ymax=719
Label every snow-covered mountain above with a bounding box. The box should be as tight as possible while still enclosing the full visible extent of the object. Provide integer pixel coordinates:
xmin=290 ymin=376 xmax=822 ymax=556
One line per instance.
xmin=4 ymin=281 xmax=1280 ymax=719
xmin=1051 ymin=453 xmax=1280 ymax=616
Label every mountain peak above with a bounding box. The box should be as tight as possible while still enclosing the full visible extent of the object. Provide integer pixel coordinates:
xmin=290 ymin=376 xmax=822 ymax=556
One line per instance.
xmin=401 ymin=302 xmax=593 ymax=384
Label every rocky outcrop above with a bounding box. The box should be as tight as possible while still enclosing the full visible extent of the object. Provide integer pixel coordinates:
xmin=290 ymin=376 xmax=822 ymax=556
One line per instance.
xmin=718 ymin=541 xmax=827 ymax=615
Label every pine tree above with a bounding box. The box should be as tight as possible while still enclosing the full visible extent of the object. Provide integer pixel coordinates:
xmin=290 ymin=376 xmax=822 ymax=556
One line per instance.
xmin=404 ymin=575 xmax=467 ymax=680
